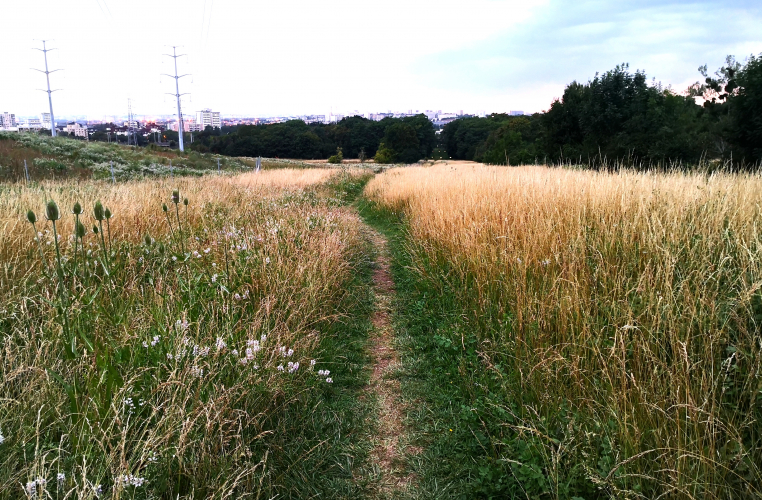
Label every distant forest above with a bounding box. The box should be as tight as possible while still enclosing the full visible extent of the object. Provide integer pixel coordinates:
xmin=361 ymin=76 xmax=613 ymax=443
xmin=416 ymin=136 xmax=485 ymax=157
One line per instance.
xmin=190 ymin=114 xmax=437 ymax=164
xmin=189 ymin=55 xmax=761 ymax=167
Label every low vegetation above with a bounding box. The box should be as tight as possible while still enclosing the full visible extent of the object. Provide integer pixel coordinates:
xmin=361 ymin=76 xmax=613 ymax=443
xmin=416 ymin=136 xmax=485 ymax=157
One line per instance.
xmin=0 ymin=169 xmax=376 ymax=499
xmin=363 ymin=164 xmax=762 ymax=498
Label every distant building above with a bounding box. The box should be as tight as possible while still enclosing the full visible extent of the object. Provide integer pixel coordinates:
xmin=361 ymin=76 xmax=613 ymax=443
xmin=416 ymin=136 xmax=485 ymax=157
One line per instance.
xmin=196 ymin=109 xmax=221 ymax=129
xmin=41 ymin=112 xmax=51 ymax=128
xmin=1 ymin=112 xmax=17 ymax=128
xmin=509 ymin=111 xmax=525 ymax=116
xmin=64 ymin=122 xmax=89 ymax=138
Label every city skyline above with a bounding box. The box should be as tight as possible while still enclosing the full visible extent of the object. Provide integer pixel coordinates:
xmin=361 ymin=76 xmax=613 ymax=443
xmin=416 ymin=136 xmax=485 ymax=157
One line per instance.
xmin=1 ymin=1 xmax=761 ymax=119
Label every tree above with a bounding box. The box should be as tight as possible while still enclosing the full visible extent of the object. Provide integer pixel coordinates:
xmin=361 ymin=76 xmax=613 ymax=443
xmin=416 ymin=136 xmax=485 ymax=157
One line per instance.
xmin=327 ymin=147 xmax=344 ymax=164
xmin=383 ymin=122 xmax=420 ymax=163
xmin=728 ymin=54 xmax=762 ymax=162
xmin=374 ymin=142 xmax=395 ymax=164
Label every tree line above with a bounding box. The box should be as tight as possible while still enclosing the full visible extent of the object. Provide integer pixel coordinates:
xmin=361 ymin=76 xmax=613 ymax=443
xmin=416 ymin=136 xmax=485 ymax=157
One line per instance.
xmin=189 ymin=114 xmax=437 ymax=163
xmin=443 ymin=56 xmax=762 ymax=168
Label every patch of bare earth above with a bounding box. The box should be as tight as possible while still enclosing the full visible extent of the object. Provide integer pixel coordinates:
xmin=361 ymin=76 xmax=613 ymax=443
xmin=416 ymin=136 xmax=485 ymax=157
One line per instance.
xmin=365 ymin=229 xmax=417 ymax=498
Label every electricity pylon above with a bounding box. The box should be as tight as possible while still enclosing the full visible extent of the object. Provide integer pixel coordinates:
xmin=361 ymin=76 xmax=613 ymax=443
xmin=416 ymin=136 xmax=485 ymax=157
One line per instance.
xmin=162 ymin=46 xmax=190 ymax=152
xmin=32 ymin=40 xmax=61 ymax=137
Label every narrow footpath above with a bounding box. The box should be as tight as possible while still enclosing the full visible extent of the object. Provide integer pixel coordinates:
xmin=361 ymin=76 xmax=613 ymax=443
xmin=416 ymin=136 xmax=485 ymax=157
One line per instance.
xmin=365 ymin=228 xmax=416 ymax=498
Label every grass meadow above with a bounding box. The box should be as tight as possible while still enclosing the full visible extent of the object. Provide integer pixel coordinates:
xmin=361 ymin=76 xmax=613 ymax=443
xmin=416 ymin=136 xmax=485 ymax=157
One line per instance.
xmin=363 ymin=164 xmax=762 ymax=499
xmin=0 ymin=168 xmax=376 ymax=499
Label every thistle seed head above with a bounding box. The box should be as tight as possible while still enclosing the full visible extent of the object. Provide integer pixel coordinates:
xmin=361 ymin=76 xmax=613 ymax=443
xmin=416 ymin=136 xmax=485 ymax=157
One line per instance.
xmin=172 ymin=190 xmax=180 ymax=204
xmin=26 ymin=210 xmax=37 ymax=224
xmin=92 ymin=225 xmax=99 ymax=234
xmin=93 ymin=201 xmax=105 ymax=221
xmin=76 ymin=221 xmax=86 ymax=238
xmin=46 ymin=201 xmax=60 ymax=221
xmin=158 ymin=243 xmax=165 ymax=255
xmin=162 ymin=203 xmax=168 ymax=213
xmin=72 ymin=202 xmax=82 ymax=215
xmin=183 ymin=198 xmax=188 ymax=206
xmin=104 ymin=207 xmax=112 ymax=219
xmin=144 ymin=234 xmax=152 ymax=246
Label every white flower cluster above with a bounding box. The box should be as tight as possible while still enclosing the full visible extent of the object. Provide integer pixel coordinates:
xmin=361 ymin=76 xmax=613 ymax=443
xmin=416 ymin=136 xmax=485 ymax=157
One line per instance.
xmin=25 ymin=478 xmax=46 ymax=498
xmin=191 ymin=366 xmax=204 ymax=378
xmin=317 ymin=369 xmax=333 ymax=383
xmin=175 ymin=319 xmax=189 ymax=331
xmin=116 ymin=474 xmax=146 ymax=487
xmin=57 ymin=473 xmax=65 ymax=484
xmin=287 ymin=361 xmax=300 ymax=373
xmin=216 ymin=337 xmax=227 ymax=351
xmin=279 ymin=346 xmax=294 ymax=357
xmin=0 ymin=427 xmax=4 ymax=445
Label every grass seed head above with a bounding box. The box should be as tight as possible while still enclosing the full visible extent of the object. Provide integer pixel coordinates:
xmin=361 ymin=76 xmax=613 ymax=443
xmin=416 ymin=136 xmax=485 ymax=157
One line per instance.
xmin=93 ymin=201 xmax=105 ymax=221
xmin=46 ymin=200 xmax=60 ymax=221
xmin=26 ymin=210 xmax=37 ymax=224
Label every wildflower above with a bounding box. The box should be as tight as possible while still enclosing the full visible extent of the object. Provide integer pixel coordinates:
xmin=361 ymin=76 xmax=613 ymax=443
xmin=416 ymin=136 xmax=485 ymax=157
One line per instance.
xmin=142 ymin=341 xmax=149 ymax=348
xmin=277 ymin=364 xmax=284 ymax=371
xmin=216 ymin=337 xmax=227 ymax=351
xmin=151 ymin=335 xmax=160 ymax=346
xmin=325 ymin=378 xmax=333 ymax=383
xmin=245 ymin=348 xmax=254 ymax=360
xmin=287 ymin=361 xmax=300 ymax=373
xmin=542 ymin=259 xmax=550 ymax=266
xmin=287 ymin=349 xmax=294 ymax=357
xmin=94 ymin=484 xmax=102 ymax=497
xmin=260 ymin=334 xmax=267 ymax=342
xmin=212 ymin=262 xmax=217 ymax=267
xmin=211 ymin=274 xmax=218 ymax=283
xmin=247 ymin=339 xmax=261 ymax=351
xmin=310 ymin=359 xmax=316 ymax=366
xmin=234 ymin=293 xmax=241 ymax=300
xmin=172 ymin=256 xmax=177 ymax=262
xmin=265 ymin=257 xmax=271 ymax=264
xmin=232 ymin=349 xmax=239 ymax=356
xmin=204 ymin=248 xmax=211 ymax=254
xmin=191 ymin=366 xmax=204 ymax=378
xmin=57 ymin=473 xmax=65 ymax=484
xmin=0 ymin=427 xmax=4 ymax=444
xmin=25 ymin=481 xmax=36 ymax=498
xmin=166 ymin=353 xmax=174 ymax=360
xmin=240 ymin=358 xmax=248 ymax=365
xmin=199 ymin=346 xmax=210 ymax=356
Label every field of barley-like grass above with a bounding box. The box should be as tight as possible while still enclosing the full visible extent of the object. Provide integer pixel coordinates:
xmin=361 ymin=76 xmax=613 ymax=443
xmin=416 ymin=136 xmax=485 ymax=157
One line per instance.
xmin=364 ymin=163 xmax=762 ymax=499
xmin=0 ymin=168 xmax=375 ymax=499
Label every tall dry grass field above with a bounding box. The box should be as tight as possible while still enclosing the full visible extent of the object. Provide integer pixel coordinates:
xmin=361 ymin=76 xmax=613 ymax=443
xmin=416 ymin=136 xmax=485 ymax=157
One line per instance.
xmin=365 ymin=164 xmax=762 ymax=498
xmin=0 ymin=169 xmax=372 ymax=498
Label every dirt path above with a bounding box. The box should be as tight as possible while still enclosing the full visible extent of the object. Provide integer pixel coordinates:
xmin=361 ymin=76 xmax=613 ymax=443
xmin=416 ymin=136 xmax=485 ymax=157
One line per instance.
xmin=365 ymin=228 xmax=415 ymax=498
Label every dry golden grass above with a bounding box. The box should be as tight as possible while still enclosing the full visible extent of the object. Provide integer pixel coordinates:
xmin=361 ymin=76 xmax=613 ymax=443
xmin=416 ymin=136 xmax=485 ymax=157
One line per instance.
xmin=366 ymin=163 xmax=762 ymax=497
xmin=0 ymin=169 xmax=370 ymax=498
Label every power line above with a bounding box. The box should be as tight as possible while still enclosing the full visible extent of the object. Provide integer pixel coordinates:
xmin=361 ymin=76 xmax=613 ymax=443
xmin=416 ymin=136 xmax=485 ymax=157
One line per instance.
xmin=162 ymin=46 xmax=191 ymax=152
xmin=32 ymin=40 xmax=62 ymax=137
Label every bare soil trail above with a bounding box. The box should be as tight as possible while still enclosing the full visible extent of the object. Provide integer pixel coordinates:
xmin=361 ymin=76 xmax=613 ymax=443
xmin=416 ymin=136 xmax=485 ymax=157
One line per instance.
xmin=364 ymin=228 xmax=417 ymax=498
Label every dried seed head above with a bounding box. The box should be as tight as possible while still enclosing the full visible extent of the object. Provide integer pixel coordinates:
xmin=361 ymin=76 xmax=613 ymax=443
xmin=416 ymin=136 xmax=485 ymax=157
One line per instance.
xmin=27 ymin=210 xmax=37 ymax=224
xmin=183 ymin=198 xmax=188 ymax=206
xmin=144 ymin=234 xmax=152 ymax=246
xmin=73 ymin=202 xmax=82 ymax=215
xmin=93 ymin=201 xmax=105 ymax=221
xmin=92 ymin=225 xmax=99 ymax=234
xmin=76 ymin=221 xmax=86 ymax=238
xmin=162 ymin=203 xmax=168 ymax=213
xmin=172 ymin=190 xmax=180 ymax=204
xmin=46 ymin=201 xmax=60 ymax=221
xmin=104 ymin=207 xmax=112 ymax=219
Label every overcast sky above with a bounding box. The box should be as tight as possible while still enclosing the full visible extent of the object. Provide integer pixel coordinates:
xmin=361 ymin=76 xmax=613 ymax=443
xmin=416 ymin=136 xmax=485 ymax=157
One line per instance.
xmin=1 ymin=0 xmax=760 ymax=119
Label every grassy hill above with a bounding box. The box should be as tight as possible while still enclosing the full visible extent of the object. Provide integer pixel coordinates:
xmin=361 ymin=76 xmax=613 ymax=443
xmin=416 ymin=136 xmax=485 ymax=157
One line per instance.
xmin=0 ymin=132 xmax=259 ymax=182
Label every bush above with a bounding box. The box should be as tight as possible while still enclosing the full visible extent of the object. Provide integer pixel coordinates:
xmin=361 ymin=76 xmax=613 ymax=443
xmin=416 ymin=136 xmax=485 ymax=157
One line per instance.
xmin=327 ymin=147 xmax=344 ymax=164
xmin=373 ymin=142 xmax=395 ymax=164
